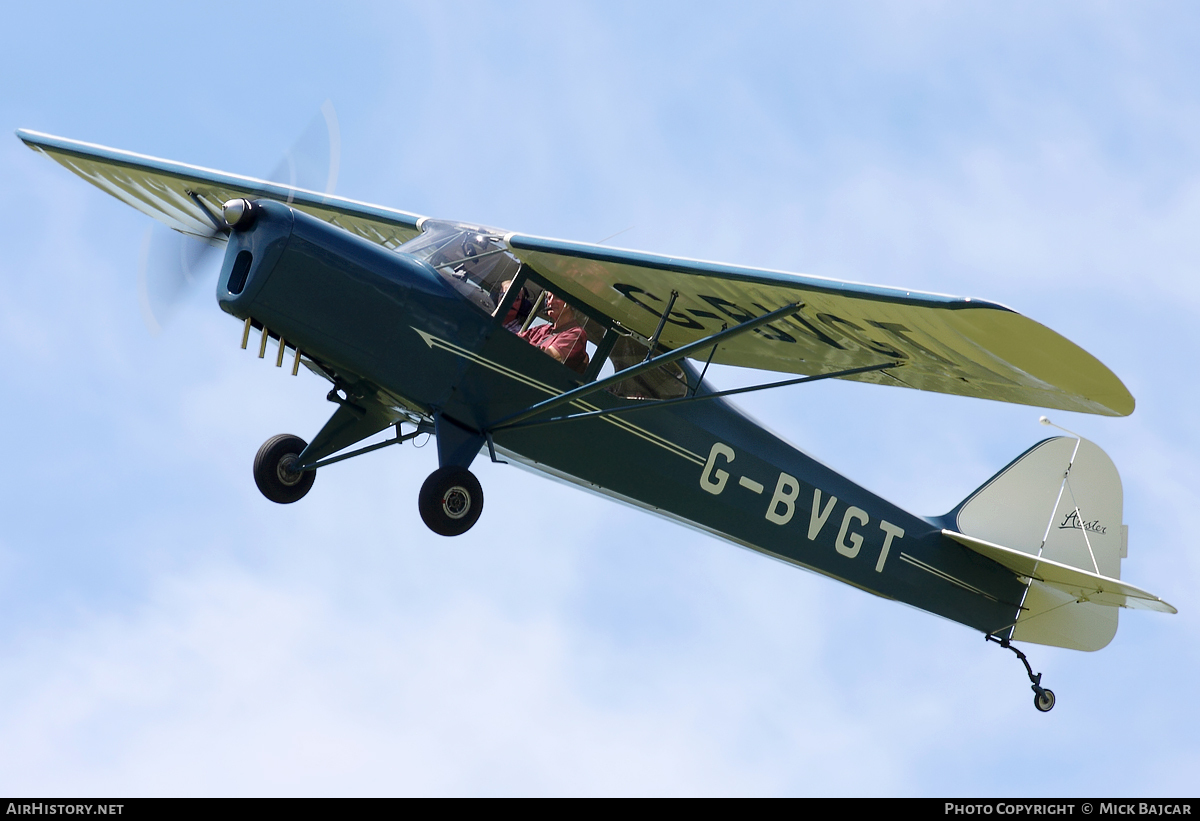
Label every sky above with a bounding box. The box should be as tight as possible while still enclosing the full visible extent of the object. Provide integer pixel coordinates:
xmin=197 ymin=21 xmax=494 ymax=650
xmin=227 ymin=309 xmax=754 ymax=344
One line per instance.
xmin=1 ymin=0 xmax=1198 ymax=797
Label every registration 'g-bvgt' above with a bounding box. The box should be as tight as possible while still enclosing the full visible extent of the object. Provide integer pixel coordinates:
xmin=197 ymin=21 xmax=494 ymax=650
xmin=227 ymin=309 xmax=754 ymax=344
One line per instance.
xmin=18 ymin=127 xmax=1175 ymax=712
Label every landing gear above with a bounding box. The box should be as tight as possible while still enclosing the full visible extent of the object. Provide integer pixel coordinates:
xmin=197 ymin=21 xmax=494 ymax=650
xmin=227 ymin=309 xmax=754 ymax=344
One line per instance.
xmin=253 ymin=434 xmax=316 ymax=504
xmin=419 ymin=466 xmax=483 ymax=536
xmin=987 ymin=634 xmax=1055 ymax=713
xmin=253 ymin=408 xmax=484 ymax=532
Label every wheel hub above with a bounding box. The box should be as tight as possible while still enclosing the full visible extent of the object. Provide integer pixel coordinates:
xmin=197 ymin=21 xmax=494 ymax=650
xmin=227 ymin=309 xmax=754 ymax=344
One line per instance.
xmin=276 ymin=454 xmax=303 ymax=486
xmin=442 ymin=486 xmax=471 ymax=519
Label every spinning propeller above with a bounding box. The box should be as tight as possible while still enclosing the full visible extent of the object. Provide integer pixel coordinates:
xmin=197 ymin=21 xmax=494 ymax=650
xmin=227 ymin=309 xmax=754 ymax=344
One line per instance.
xmin=136 ymin=101 xmax=341 ymax=334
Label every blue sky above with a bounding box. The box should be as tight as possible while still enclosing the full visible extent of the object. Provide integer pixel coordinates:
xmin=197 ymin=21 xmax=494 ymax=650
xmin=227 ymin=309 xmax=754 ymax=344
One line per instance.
xmin=1 ymin=1 xmax=1197 ymax=796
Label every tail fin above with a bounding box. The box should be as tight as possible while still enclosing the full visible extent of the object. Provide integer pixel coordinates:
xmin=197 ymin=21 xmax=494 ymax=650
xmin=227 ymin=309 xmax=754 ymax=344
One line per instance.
xmin=945 ymin=437 xmax=1172 ymax=651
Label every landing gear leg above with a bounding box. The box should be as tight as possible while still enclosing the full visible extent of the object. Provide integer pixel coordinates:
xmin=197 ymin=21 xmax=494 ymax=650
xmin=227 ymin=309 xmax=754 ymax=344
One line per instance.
xmin=987 ymin=634 xmax=1055 ymax=712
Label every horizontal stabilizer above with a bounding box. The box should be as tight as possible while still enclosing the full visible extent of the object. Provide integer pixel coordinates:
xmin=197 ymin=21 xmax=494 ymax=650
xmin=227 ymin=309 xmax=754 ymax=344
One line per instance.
xmin=944 ymin=529 xmax=1176 ymax=614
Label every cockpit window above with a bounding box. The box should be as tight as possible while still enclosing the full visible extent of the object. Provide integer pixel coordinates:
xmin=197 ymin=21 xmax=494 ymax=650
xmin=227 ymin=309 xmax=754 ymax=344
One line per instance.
xmin=495 ymin=283 xmax=598 ymax=376
xmin=604 ymin=334 xmax=690 ymax=400
xmin=406 ymin=226 xmax=692 ymax=398
xmin=397 ymin=220 xmax=521 ymax=315
xmin=491 ymin=276 xmax=692 ymax=396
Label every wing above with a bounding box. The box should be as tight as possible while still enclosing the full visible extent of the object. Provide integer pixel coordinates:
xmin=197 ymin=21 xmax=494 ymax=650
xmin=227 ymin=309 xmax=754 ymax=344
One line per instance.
xmin=16 ymin=129 xmax=424 ymax=250
xmin=20 ymin=129 xmax=1131 ymax=417
xmin=507 ymin=234 xmax=1134 ymax=416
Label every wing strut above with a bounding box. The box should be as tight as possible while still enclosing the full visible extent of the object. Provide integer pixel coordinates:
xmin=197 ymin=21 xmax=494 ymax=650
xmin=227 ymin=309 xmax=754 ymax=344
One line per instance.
xmin=691 ymin=325 xmax=723 ymax=396
xmin=643 ymin=289 xmax=679 ymax=361
xmin=496 ymin=361 xmax=899 ymax=431
xmin=487 ymin=303 xmax=801 ymax=431
xmin=186 ymin=190 xmax=228 ymax=234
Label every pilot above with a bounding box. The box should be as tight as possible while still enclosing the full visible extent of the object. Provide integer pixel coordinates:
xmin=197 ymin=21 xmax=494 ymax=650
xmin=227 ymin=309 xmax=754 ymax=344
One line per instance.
xmin=519 ymin=292 xmax=589 ymax=374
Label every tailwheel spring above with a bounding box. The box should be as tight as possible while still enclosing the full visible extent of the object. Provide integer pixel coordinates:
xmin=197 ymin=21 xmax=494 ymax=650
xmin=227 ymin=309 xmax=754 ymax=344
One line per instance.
xmin=986 ymin=633 xmax=1056 ymax=713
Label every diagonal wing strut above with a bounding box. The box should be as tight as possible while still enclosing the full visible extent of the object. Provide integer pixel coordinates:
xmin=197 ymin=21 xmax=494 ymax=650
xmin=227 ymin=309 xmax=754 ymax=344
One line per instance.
xmin=495 ymin=361 xmax=900 ymax=432
xmin=488 ymin=303 xmax=801 ymax=431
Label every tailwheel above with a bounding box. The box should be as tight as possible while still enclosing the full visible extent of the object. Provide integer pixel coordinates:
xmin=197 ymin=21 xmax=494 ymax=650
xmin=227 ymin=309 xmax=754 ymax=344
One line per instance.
xmin=1034 ymin=688 xmax=1056 ymax=713
xmin=253 ymin=434 xmax=316 ymax=504
xmin=419 ymin=466 xmax=483 ymax=536
xmin=986 ymin=633 xmax=1056 ymax=713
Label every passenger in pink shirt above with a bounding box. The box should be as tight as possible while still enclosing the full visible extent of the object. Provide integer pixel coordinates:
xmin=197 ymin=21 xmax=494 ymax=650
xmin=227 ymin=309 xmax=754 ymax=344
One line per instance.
xmin=519 ymin=292 xmax=589 ymax=374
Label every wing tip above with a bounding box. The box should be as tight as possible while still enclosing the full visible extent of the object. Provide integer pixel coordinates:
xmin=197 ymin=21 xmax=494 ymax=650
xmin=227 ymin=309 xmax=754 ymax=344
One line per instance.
xmin=1093 ymin=378 xmax=1136 ymax=417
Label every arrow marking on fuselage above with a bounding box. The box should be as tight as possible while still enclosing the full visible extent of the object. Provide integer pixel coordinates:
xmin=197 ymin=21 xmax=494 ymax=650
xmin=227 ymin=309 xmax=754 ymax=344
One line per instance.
xmin=413 ymin=328 xmax=705 ymax=466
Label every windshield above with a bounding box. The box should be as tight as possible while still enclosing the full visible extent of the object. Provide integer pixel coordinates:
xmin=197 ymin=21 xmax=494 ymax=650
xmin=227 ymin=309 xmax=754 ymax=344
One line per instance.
xmin=397 ymin=220 xmax=521 ymax=314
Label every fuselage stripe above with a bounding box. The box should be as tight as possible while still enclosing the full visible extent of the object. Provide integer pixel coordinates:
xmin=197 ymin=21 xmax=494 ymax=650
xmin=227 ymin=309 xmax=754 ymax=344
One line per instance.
xmin=414 ymin=328 xmax=706 ymax=466
xmin=898 ymin=552 xmax=1000 ymax=603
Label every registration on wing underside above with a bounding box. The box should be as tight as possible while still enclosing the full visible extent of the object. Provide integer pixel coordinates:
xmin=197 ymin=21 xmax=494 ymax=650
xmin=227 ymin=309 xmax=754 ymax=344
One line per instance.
xmin=507 ymin=236 xmax=1134 ymax=417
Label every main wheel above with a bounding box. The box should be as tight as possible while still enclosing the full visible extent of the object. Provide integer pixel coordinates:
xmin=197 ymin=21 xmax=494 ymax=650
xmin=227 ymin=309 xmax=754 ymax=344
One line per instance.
xmin=419 ymin=466 xmax=484 ymax=536
xmin=1034 ymin=688 xmax=1056 ymax=713
xmin=253 ymin=434 xmax=316 ymax=504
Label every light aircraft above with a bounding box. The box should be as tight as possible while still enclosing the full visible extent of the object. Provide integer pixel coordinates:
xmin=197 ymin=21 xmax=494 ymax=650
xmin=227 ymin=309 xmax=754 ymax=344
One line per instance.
xmin=17 ymin=128 xmax=1176 ymax=712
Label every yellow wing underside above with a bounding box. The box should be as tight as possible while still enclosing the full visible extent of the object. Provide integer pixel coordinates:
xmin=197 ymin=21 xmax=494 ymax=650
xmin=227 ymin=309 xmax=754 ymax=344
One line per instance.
xmin=20 ymin=129 xmax=1133 ymax=417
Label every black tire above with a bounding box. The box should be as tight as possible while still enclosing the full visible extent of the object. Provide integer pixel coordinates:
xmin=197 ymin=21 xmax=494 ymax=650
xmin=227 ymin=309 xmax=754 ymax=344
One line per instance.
xmin=253 ymin=434 xmax=316 ymax=504
xmin=419 ymin=466 xmax=483 ymax=536
xmin=1034 ymin=688 xmax=1056 ymax=713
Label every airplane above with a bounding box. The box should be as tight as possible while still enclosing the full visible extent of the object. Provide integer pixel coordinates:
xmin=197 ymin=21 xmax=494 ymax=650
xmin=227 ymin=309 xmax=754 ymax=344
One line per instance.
xmin=16 ymin=127 xmax=1176 ymax=712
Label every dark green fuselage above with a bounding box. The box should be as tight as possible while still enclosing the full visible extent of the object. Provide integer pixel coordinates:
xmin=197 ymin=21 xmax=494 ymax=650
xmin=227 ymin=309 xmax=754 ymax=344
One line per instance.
xmin=218 ymin=202 xmax=1024 ymax=637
